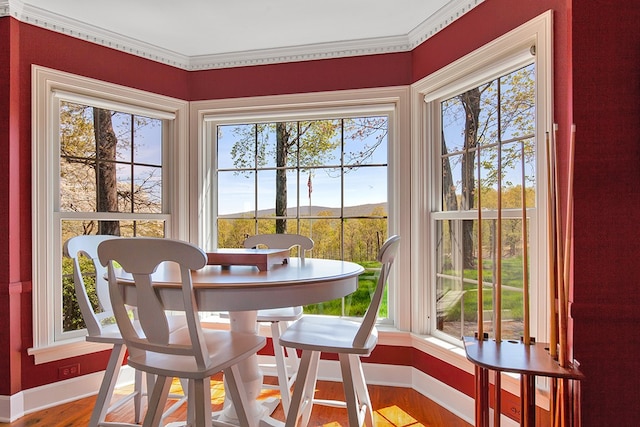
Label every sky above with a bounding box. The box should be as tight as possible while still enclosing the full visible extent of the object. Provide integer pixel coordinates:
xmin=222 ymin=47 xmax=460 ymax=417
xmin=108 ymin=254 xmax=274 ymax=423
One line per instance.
xmin=215 ymin=121 xmax=389 ymax=216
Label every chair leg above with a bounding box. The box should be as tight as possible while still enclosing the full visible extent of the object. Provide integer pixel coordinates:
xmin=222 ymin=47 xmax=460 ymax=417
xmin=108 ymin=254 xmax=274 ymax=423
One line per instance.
xmin=271 ymin=321 xmax=294 ymax=413
xmin=191 ymin=378 xmax=213 ymax=427
xmin=300 ymin=351 xmax=320 ymax=427
xmin=281 ymin=321 xmax=300 ymax=385
xmin=142 ymin=376 xmax=172 ymax=427
xmin=339 ymin=354 xmax=374 ymax=427
xmin=351 ymin=355 xmax=374 ymax=427
xmin=285 ymin=350 xmax=320 ymax=427
xmin=133 ymin=368 xmax=143 ymax=423
xmin=89 ymin=343 xmax=126 ymax=427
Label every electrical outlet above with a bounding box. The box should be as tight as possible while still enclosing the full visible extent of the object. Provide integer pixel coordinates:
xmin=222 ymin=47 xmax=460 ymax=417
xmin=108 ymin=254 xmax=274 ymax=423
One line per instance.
xmin=58 ymin=363 xmax=80 ymax=378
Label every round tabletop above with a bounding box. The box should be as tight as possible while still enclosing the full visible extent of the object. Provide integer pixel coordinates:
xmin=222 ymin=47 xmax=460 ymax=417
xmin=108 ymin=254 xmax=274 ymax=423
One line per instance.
xmin=117 ymin=257 xmax=364 ymax=312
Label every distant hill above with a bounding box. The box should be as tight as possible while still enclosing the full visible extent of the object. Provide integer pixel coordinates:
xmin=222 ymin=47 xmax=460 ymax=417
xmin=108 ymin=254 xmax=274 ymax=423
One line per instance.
xmin=220 ymin=203 xmax=387 ymax=218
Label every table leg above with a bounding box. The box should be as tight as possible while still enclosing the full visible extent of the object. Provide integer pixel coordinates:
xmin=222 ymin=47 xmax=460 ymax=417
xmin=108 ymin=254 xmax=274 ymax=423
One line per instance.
xmin=493 ymin=371 xmax=501 ymax=427
xmin=214 ymin=310 xmax=283 ymax=427
xmin=520 ymin=374 xmax=535 ymax=427
xmin=475 ymin=365 xmax=490 ymax=427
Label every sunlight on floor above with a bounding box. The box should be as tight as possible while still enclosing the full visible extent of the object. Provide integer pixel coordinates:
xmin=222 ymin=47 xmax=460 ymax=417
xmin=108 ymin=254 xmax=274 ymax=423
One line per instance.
xmin=375 ymin=405 xmax=426 ymax=427
xmin=118 ymin=377 xmax=431 ymax=427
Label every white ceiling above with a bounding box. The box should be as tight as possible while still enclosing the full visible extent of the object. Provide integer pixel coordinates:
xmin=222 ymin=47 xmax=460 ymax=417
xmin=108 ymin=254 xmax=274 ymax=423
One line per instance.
xmin=1 ymin=0 xmax=483 ymax=70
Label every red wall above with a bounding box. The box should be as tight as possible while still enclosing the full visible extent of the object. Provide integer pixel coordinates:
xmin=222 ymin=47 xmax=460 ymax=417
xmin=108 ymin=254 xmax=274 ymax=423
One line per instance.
xmin=571 ymin=2 xmax=640 ymax=426
xmin=188 ymin=53 xmax=412 ymax=101
xmin=3 ymin=0 xmax=640 ymax=424
xmin=0 ymin=15 xmax=14 ymax=395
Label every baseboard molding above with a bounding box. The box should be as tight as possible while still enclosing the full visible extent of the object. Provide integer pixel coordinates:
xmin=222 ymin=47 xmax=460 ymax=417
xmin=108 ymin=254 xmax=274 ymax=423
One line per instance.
xmin=1 ymin=358 xmax=516 ymax=426
xmin=0 ymin=366 xmax=136 ymax=423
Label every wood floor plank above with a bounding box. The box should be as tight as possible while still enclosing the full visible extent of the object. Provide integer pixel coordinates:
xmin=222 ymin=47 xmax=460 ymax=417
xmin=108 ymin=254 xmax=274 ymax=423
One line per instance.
xmin=1 ymin=374 xmax=472 ymax=427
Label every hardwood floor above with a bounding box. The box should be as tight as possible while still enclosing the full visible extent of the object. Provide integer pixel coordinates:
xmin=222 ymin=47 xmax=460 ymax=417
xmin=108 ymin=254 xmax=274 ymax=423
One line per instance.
xmin=1 ymin=374 xmax=472 ymax=426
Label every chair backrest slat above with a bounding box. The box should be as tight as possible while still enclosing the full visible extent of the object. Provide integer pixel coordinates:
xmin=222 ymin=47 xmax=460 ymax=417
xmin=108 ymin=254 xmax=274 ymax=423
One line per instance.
xmin=353 ymin=235 xmax=401 ymax=348
xmin=98 ymin=238 xmax=210 ymax=368
xmin=243 ymin=233 xmax=314 ymax=260
xmin=64 ymin=234 xmax=120 ymax=337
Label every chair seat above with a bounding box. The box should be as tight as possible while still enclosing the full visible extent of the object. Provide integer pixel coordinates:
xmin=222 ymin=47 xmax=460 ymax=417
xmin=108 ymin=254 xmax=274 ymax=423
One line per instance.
xmin=282 ymin=235 xmax=400 ymax=427
xmin=86 ymin=315 xmax=187 ymax=345
xmin=279 ymin=317 xmax=378 ymax=355
xmin=84 ymin=323 xmax=127 ymax=345
xmin=127 ymin=328 xmax=265 ymax=379
xmin=256 ymin=306 xmax=303 ymax=322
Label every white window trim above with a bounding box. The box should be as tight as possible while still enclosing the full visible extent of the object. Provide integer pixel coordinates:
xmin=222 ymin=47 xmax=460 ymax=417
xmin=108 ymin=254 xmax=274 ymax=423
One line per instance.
xmin=29 ymin=66 xmax=190 ymax=364
xmin=410 ymin=10 xmax=554 ymax=345
xmin=190 ymin=87 xmax=412 ymax=331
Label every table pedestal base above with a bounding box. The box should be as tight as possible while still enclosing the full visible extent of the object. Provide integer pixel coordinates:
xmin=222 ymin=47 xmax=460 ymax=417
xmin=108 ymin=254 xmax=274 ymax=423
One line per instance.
xmin=214 ymin=311 xmax=284 ymax=427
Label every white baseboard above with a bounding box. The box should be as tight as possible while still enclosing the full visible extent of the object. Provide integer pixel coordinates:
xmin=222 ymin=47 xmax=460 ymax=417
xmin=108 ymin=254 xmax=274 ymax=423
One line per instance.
xmin=1 ymin=358 xmax=516 ymax=426
xmin=0 ymin=366 xmax=136 ymax=423
xmin=260 ymin=355 xmax=518 ymax=427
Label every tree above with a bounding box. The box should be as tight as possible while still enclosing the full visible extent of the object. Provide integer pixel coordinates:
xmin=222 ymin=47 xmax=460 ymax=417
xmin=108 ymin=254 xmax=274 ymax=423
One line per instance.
xmin=229 ymin=118 xmax=387 ymax=234
xmin=441 ymin=64 xmax=535 ymax=268
xmin=60 ymin=104 xmax=164 ymax=330
xmin=93 ymin=108 xmax=120 ymax=236
xmin=60 ymin=104 xmax=163 ymax=239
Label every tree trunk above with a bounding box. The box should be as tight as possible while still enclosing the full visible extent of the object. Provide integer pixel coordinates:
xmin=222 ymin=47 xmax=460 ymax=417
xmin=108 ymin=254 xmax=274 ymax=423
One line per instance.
xmin=275 ymin=123 xmax=289 ymax=234
xmin=461 ymin=88 xmax=480 ymax=269
xmin=93 ymin=108 xmax=120 ymax=236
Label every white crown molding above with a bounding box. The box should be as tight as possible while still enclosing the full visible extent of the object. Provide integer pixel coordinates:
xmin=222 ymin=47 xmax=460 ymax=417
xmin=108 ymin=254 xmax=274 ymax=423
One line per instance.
xmin=2 ymin=0 xmax=191 ymax=68
xmin=408 ymin=0 xmax=485 ymax=49
xmin=1 ymin=0 xmax=483 ymax=70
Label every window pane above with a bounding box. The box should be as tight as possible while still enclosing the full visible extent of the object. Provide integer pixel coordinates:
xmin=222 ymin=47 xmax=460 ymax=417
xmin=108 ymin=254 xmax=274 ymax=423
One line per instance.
xmin=134 ymin=117 xmax=163 ymax=166
xmin=299 ymin=120 xmax=341 ymax=168
xmin=256 ymin=169 xmax=276 ymax=212
xmin=61 ymin=219 xmax=165 ymax=332
xmin=304 ymin=170 xmax=341 ymax=214
xmin=217 ymin=218 xmax=255 ymax=248
xmin=218 ymin=170 xmax=255 ymax=216
xmin=60 ymin=102 xmax=164 ymax=215
xmin=344 ymin=166 xmax=387 ymax=207
xmin=133 ymin=165 xmax=162 ymax=213
xmin=435 ymin=216 xmax=528 ymax=340
xmin=218 ymin=124 xmax=254 ymax=170
xmin=442 ymin=153 xmax=462 ymax=211
xmin=344 ymin=264 xmax=379 ymax=318
xmin=441 ymin=97 xmax=467 ymax=154
xmin=215 ymin=115 xmax=389 ymax=319
xmin=60 ymin=159 xmax=96 ymax=212
xmin=435 ymin=63 xmax=535 ymax=342
xmin=344 ymin=117 xmax=388 ymax=165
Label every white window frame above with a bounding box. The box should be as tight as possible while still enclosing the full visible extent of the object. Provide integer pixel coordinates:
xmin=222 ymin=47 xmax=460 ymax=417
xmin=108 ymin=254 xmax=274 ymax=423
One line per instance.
xmin=29 ymin=66 xmax=190 ymax=363
xmin=190 ymin=87 xmax=412 ymax=330
xmin=411 ymin=11 xmax=553 ymax=348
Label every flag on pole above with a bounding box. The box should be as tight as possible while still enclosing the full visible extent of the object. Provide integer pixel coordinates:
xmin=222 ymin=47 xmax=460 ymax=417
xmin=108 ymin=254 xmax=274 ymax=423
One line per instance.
xmin=307 ymin=173 xmax=312 ymax=199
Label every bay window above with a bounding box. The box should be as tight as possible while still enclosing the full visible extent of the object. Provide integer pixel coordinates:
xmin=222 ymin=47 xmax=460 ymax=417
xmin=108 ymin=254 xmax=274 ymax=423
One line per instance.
xmin=30 ymin=66 xmax=189 ymax=362
xmin=412 ymin=11 xmax=553 ymax=346
xmin=191 ymin=89 xmax=411 ymax=327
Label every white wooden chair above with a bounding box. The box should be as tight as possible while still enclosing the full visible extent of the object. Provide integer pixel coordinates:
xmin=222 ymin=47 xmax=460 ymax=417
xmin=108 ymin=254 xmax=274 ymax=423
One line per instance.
xmin=65 ymin=235 xmax=150 ymax=427
xmin=98 ymin=237 xmax=265 ymax=427
xmin=243 ymin=233 xmax=314 ymax=413
xmin=66 ymin=235 xmax=189 ymax=427
xmin=279 ymin=235 xmax=400 ymax=427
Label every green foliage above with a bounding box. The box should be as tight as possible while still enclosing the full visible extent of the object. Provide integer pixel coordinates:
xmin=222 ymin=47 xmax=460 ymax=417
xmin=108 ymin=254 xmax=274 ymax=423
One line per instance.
xmin=218 ymin=205 xmax=389 ymax=317
xmin=304 ymin=263 xmax=383 ymax=317
xmin=62 ymin=255 xmax=100 ymax=332
xmin=442 ymin=256 xmax=525 ymax=322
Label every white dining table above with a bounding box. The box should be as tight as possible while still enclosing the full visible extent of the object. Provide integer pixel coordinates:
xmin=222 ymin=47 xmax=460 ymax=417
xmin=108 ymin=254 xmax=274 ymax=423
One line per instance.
xmin=116 ymin=257 xmax=364 ymax=427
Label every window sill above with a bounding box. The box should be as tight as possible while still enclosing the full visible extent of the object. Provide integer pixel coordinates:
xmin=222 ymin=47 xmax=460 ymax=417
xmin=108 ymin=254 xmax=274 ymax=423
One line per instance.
xmin=27 ymin=338 xmax=112 ymax=365
xmin=377 ymin=328 xmax=549 ymax=408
